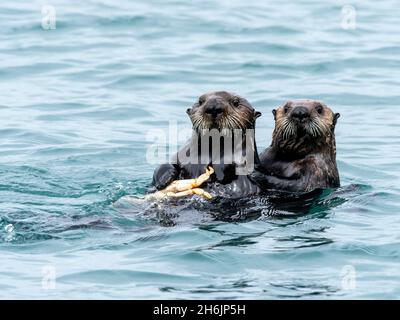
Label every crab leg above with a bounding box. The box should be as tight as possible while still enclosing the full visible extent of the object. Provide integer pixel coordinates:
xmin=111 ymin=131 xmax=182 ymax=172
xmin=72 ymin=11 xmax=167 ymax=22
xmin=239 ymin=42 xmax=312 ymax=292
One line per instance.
xmin=192 ymin=166 xmax=214 ymax=188
xmin=191 ymin=188 xmax=213 ymax=200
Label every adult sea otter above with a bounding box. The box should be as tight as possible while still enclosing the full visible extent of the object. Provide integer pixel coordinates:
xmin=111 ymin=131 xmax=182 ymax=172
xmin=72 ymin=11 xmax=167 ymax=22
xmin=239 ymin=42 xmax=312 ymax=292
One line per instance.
xmin=152 ymin=91 xmax=262 ymax=198
xmin=252 ymin=99 xmax=340 ymax=192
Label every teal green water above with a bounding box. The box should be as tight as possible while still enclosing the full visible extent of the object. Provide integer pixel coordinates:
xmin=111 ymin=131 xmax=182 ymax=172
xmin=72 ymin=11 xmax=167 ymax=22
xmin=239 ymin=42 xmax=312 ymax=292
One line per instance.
xmin=1 ymin=0 xmax=400 ymax=299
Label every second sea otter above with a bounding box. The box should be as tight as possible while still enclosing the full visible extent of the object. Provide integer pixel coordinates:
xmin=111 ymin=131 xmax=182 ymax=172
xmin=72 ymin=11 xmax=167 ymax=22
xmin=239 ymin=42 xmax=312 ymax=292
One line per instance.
xmin=252 ymin=99 xmax=341 ymax=193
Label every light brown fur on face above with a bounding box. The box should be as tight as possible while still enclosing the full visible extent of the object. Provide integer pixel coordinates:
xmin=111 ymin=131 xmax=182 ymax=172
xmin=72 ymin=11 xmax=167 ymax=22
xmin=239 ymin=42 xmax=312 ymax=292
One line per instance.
xmin=273 ymin=100 xmax=337 ymax=140
xmin=253 ymin=99 xmax=341 ymax=192
xmin=186 ymin=91 xmax=261 ymax=132
xmin=272 ymin=99 xmax=340 ymax=157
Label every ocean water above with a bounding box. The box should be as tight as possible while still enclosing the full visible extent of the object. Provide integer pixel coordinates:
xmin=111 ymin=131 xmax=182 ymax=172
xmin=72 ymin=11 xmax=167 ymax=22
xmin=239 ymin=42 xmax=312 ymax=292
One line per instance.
xmin=0 ymin=0 xmax=399 ymax=299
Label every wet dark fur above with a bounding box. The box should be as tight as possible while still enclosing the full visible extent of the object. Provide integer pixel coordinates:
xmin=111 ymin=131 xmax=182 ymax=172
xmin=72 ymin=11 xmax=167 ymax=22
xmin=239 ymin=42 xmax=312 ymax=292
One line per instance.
xmin=252 ymin=99 xmax=340 ymax=193
xmin=152 ymin=91 xmax=262 ymax=198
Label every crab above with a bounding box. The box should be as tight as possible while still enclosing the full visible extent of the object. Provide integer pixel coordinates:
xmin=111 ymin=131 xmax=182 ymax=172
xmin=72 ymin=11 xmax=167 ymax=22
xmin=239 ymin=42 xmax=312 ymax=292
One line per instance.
xmin=150 ymin=166 xmax=214 ymax=200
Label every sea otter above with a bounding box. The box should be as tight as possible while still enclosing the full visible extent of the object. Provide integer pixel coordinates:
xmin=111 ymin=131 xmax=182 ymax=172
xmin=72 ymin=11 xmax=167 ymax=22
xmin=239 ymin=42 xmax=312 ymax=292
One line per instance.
xmin=152 ymin=91 xmax=262 ymax=198
xmin=252 ymin=99 xmax=340 ymax=193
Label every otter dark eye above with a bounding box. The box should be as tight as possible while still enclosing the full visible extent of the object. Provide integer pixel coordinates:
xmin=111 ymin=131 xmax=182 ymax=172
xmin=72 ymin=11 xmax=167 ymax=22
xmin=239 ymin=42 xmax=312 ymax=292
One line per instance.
xmin=198 ymin=97 xmax=205 ymax=105
xmin=284 ymin=105 xmax=289 ymax=114
xmin=316 ymin=105 xmax=323 ymax=114
xmin=231 ymin=97 xmax=240 ymax=107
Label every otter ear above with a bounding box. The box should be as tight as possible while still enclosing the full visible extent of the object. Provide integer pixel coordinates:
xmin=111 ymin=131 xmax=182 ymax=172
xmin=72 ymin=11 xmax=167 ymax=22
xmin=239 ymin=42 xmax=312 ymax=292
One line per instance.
xmin=254 ymin=111 xmax=262 ymax=119
xmin=333 ymin=113 xmax=340 ymax=126
xmin=272 ymin=109 xmax=277 ymax=120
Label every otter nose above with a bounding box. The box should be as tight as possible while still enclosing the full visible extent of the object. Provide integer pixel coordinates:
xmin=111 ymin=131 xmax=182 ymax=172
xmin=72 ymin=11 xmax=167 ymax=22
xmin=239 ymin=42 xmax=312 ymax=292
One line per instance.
xmin=204 ymin=99 xmax=224 ymax=118
xmin=291 ymin=106 xmax=310 ymax=120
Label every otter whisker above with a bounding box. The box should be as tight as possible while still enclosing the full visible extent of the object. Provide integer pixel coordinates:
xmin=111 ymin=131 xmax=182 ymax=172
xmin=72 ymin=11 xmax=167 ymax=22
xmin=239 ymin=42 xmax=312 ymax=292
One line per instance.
xmin=227 ymin=113 xmax=244 ymax=131
xmin=225 ymin=117 xmax=234 ymax=130
xmin=231 ymin=114 xmax=246 ymax=131
xmin=306 ymin=121 xmax=315 ymax=137
xmin=227 ymin=116 xmax=237 ymax=129
xmin=280 ymin=118 xmax=296 ymax=140
xmin=233 ymin=110 xmax=252 ymax=128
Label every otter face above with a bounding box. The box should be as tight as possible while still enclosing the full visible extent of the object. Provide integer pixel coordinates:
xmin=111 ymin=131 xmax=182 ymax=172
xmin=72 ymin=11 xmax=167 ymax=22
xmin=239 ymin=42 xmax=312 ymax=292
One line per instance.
xmin=186 ymin=91 xmax=261 ymax=132
xmin=273 ymin=100 xmax=340 ymax=140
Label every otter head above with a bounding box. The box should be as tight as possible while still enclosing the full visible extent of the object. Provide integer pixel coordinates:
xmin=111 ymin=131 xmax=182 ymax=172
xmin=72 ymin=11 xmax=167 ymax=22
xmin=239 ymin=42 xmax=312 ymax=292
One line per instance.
xmin=186 ymin=91 xmax=261 ymax=133
xmin=272 ymin=100 xmax=340 ymax=155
